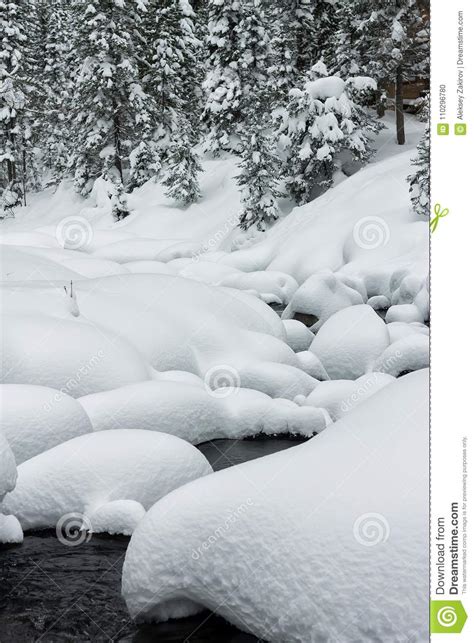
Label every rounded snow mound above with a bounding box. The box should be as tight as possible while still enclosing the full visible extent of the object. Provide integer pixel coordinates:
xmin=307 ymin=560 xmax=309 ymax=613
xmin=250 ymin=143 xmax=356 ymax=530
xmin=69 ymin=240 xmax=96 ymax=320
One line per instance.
xmin=1 ymin=430 xmax=212 ymax=535
xmin=304 ymin=372 xmax=395 ymax=421
xmin=79 ymin=380 xmax=328 ymax=443
xmin=1 ymin=313 xmax=150 ymax=397
xmin=0 ymin=384 xmax=93 ymax=464
xmin=0 ymin=514 xmax=23 ymax=544
xmin=310 ymin=304 xmax=390 ymax=380
xmin=282 ymin=269 xmax=364 ymax=330
xmin=0 ymin=429 xmax=22 ymax=544
xmin=122 ymin=370 xmax=429 ymax=642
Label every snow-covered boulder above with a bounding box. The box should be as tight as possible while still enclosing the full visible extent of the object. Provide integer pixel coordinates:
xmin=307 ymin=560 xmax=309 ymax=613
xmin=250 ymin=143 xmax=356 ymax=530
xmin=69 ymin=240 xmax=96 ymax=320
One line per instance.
xmin=238 ymin=362 xmax=319 ymax=399
xmin=1 ymin=314 xmax=150 ymax=397
xmin=295 ymin=351 xmax=329 ymax=380
xmin=1 ymin=274 xmax=295 ymax=381
xmin=373 ymin=334 xmax=429 ymax=377
xmin=1 ymin=430 xmax=212 ymax=535
xmin=0 ymin=429 xmax=17 ymax=499
xmin=282 ymin=320 xmax=314 ymax=352
xmin=282 ymin=270 xmax=363 ymax=330
xmin=386 ymin=304 xmax=424 ymax=324
xmin=304 ymin=373 xmax=395 ymax=421
xmin=122 ymin=370 xmax=429 ymax=642
xmin=218 ymin=271 xmax=298 ymax=305
xmin=0 ymin=513 xmax=23 ymax=544
xmin=386 ymin=321 xmax=429 ymax=344
xmin=0 ymin=429 xmax=23 ymax=544
xmin=90 ymin=500 xmax=146 ymax=536
xmin=79 ymin=381 xmax=327 ymax=443
xmin=0 ymin=384 xmax=93 ymax=464
xmin=310 ymin=305 xmax=390 ymax=380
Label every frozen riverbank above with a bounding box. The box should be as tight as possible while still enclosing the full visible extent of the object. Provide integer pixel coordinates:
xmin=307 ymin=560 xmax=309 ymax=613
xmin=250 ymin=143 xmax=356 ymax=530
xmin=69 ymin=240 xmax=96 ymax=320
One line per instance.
xmin=0 ymin=436 xmax=304 ymax=642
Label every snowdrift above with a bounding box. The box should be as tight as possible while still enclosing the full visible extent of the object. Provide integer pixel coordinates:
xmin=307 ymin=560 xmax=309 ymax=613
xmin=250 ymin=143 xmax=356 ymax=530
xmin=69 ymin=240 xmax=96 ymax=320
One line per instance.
xmin=122 ymin=370 xmax=429 ymax=642
xmin=1 ymin=430 xmax=212 ymax=535
xmin=1 ymin=384 xmax=93 ymax=463
xmin=79 ymin=380 xmax=328 ymax=443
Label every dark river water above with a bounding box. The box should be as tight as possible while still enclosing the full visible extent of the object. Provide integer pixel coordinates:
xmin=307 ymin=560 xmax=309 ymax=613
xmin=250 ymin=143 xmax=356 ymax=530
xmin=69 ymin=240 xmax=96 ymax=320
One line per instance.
xmin=0 ymin=436 xmax=305 ymax=642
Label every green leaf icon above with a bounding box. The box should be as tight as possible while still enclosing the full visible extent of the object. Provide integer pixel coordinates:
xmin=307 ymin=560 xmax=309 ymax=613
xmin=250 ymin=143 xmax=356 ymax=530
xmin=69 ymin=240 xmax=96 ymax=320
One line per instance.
xmin=430 ymin=601 xmax=468 ymax=634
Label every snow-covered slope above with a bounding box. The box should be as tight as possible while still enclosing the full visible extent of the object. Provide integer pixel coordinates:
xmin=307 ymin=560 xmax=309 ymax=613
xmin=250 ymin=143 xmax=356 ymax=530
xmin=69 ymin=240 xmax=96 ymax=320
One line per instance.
xmin=122 ymin=370 xmax=429 ymax=642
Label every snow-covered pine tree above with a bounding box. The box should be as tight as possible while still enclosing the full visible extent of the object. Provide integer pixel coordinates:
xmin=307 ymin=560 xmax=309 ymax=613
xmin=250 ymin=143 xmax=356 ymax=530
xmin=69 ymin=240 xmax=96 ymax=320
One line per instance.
xmin=201 ymin=0 xmax=243 ymax=153
xmin=36 ymin=0 xmax=73 ymax=185
xmin=277 ymin=63 xmax=379 ymax=204
xmin=141 ymin=0 xmax=201 ymax=164
xmin=163 ymin=116 xmax=203 ymax=205
xmin=237 ymin=106 xmax=282 ymax=230
xmin=408 ymin=96 xmax=429 ymax=216
xmin=335 ymin=0 xmax=429 ymax=140
xmin=109 ymin=176 xmax=130 ymax=220
xmin=202 ymin=0 xmax=272 ymax=154
xmin=69 ymin=0 xmax=151 ymax=195
xmin=0 ymin=0 xmax=30 ymax=200
xmin=128 ymin=140 xmax=161 ymax=189
xmin=267 ymin=0 xmax=316 ymax=104
xmin=312 ymin=0 xmax=339 ymax=67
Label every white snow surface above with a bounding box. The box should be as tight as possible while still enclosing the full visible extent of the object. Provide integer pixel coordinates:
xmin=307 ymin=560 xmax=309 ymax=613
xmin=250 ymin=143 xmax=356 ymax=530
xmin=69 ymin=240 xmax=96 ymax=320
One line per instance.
xmin=310 ymin=304 xmax=390 ymax=379
xmin=0 ymin=429 xmax=22 ymax=543
xmin=79 ymin=381 xmax=327 ymax=443
xmin=1 ymin=430 xmax=213 ymax=534
xmin=122 ymin=370 xmax=429 ymax=642
xmin=0 ymin=428 xmax=17 ymax=499
xmin=0 ymin=384 xmax=93 ymax=464
xmin=303 ymin=372 xmax=395 ymax=421
xmin=0 ymin=513 xmax=23 ymax=543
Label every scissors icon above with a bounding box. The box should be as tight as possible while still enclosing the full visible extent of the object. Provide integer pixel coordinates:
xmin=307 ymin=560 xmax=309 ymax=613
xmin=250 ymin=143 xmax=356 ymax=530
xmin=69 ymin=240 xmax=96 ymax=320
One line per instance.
xmin=430 ymin=203 xmax=449 ymax=233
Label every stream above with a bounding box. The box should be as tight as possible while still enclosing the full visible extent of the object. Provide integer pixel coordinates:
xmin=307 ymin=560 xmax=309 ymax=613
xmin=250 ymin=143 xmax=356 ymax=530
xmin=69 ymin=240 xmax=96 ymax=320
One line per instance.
xmin=0 ymin=436 xmax=306 ymax=642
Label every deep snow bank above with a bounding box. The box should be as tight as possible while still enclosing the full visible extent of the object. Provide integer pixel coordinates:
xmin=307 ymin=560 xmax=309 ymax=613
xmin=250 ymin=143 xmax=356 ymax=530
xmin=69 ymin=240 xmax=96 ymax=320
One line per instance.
xmin=79 ymin=380 xmax=328 ymax=442
xmin=0 ymin=384 xmax=93 ymax=463
xmin=122 ymin=370 xmax=429 ymax=642
xmin=2 ymin=430 xmax=212 ymax=535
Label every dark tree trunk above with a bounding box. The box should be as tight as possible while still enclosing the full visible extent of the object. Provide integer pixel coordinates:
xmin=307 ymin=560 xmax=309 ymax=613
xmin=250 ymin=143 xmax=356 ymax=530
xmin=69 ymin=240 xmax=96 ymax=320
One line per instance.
xmin=113 ymin=109 xmax=123 ymax=183
xmin=376 ymin=93 xmax=385 ymax=118
xmin=395 ymin=67 xmax=405 ymax=145
xmin=6 ymin=125 xmax=16 ymax=184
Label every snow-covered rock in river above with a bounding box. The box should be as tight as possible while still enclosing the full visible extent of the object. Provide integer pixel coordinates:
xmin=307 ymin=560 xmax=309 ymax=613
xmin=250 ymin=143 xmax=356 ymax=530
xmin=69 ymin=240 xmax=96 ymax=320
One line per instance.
xmin=0 ymin=384 xmax=93 ymax=464
xmin=0 ymin=429 xmax=23 ymax=543
xmin=310 ymin=304 xmax=390 ymax=380
xmin=79 ymin=381 xmax=327 ymax=442
xmin=304 ymin=372 xmax=395 ymax=421
xmin=373 ymin=334 xmax=429 ymax=377
xmin=385 ymin=303 xmax=424 ymax=324
xmin=122 ymin=370 xmax=429 ymax=642
xmin=386 ymin=321 xmax=429 ymax=344
xmin=282 ymin=320 xmax=314 ymax=352
xmin=1 ymin=313 xmax=151 ymax=397
xmin=282 ymin=270 xmax=363 ymax=330
xmin=1 ymin=430 xmax=212 ymax=534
